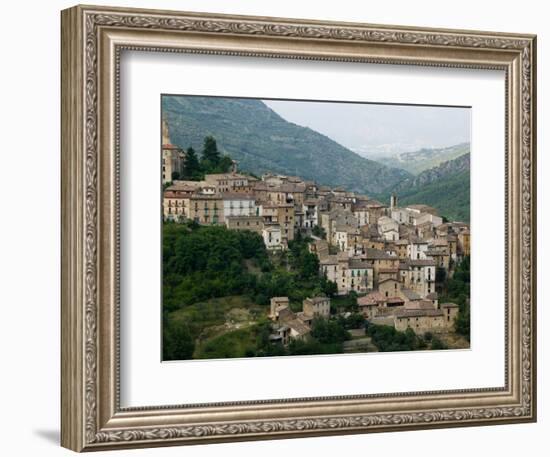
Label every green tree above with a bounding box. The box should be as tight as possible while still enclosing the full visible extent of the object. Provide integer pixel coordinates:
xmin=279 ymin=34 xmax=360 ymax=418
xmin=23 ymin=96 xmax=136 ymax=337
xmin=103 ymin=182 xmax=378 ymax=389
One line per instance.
xmin=201 ymin=136 xmax=221 ymax=168
xmin=312 ymin=225 xmax=326 ymax=239
xmin=311 ymin=318 xmax=351 ymax=344
xmin=431 ymin=336 xmax=448 ymax=350
xmin=455 ymin=302 xmax=470 ymax=339
xmin=163 ymin=318 xmax=195 ymax=360
xmin=436 ymin=267 xmax=447 ymax=284
xmin=321 ymin=276 xmax=338 ymax=297
xmin=338 ymin=312 xmax=365 ymax=329
xmin=183 ymin=146 xmax=201 ymax=178
xmin=366 ymin=323 xmax=424 ymax=352
xmin=440 ymin=255 xmax=470 ymax=341
xmin=288 ymin=237 xmax=320 ymax=280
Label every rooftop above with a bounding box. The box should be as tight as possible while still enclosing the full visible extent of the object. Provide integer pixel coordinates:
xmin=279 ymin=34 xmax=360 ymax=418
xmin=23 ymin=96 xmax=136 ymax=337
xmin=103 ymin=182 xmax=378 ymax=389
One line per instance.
xmin=405 ymin=300 xmax=436 ymax=310
xmin=286 ymin=318 xmax=311 ymax=336
xmin=395 ymin=309 xmax=444 ymax=318
xmin=401 ymin=287 xmax=421 ymax=301
xmin=357 ymin=291 xmax=385 ymax=306
xmin=221 ymin=193 xmax=255 ymax=200
xmin=408 ymin=259 xmax=437 ymax=267
xmin=162 ymin=143 xmax=182 ymax=150
xmin=349 ymin=259 xmax=374 ymax=269
xmin=205 ymin=172 xmax=250 ymax=180
xmin=304 ymin=296 xmax=330 ymax=304
xmin=365 ymin=248 xmax=396 ymax=260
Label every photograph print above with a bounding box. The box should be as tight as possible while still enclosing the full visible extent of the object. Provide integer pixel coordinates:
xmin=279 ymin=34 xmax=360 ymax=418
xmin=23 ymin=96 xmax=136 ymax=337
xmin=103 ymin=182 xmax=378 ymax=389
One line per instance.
xmin=161 ymin=95 xmax=471 ymax=361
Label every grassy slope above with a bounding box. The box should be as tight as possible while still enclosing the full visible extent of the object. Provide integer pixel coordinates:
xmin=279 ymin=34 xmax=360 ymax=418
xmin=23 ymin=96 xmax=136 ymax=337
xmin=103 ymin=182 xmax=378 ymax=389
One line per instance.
xmin=167 ymin=295 xmax=268 ymax=358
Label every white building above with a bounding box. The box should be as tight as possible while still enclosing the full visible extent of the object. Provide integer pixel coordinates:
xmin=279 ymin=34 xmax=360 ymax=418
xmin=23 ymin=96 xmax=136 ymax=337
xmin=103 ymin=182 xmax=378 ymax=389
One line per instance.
xmin=222 ymin=193 xmax=255 ymax=219
xmin=415 ymin=212 xmax=443 ymax=228
xmin=320 ymin=254 xmax=373 ymax=295
xmin=377 ymin=216 xmax=400 ymax=241
xmin=352 ymin=200 xmax=370 ymax=227
xmin=391 ymin=208 xmax=413 ymax=225
xmin=262 ymin=225 xmax=284 ymax=251
xmin=302 ymin=199 xmax=320 ymax=228
xmin=332 ymin=226 xmax=350 ymax=251
xmin=407 ymin=239 xmax=429 ymax=260
xmin=403 ymin=259 xmax=436 ymax=297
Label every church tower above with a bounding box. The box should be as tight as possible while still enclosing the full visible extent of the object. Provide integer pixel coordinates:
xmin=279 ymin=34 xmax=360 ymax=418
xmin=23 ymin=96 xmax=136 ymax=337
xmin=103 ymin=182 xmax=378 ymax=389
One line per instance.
xmin=390 ymin=193 xmax=398 ymax=211
xmin=162 ymin=117 xmax=171 ymax=145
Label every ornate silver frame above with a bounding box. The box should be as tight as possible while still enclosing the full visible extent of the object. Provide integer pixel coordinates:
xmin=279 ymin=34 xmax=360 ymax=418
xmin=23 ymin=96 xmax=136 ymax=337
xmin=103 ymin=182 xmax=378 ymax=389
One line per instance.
xmin=61 ymin=4 xmax=537 ymax=452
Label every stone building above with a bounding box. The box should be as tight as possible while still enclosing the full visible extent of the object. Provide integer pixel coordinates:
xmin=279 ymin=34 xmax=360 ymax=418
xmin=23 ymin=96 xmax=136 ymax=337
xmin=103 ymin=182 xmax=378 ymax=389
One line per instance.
xmin=188 ymin=194 xmax=224 ymax=225
xmin=402 ymin=259 xmax=437 ymax=297
xmin=458 ymin=229 xmax=471 ymax=256
xmin=302 ymin=296 xmax=331 ymax=318
xmin=161 ymin=119 xmax=185 ymax=184
xmin=394 ymin=302 xmax=459 ymax=335
xmin=204 ymin=172 xmax=252 ymax=194
xmin=269 ymin=297 xmax=311 ymax=343
xmin=225 ymin=215 xmax=264 ymax=234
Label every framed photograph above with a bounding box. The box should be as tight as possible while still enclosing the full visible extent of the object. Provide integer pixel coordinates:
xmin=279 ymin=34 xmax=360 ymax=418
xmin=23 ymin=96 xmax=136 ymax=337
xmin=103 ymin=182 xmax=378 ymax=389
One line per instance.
xmin=61 ymin=4 xmax=537 ymax=452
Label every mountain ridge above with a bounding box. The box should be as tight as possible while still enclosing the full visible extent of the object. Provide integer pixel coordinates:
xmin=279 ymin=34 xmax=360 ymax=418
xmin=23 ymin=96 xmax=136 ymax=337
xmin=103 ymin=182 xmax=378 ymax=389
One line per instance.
xmin=162 ymin=96 xmax=411 ymax=194
xmin=373 ymin=143 xmax=470 ymax=175
xmin=388 ymin=153 xmax=470 ymax=222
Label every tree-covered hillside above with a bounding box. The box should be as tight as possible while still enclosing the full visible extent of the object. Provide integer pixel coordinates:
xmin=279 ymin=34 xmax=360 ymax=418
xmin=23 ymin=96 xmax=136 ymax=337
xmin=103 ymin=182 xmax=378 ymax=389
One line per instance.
xmin=377 ymin=153 xmax=470 ymax=222
xmin=397 ymin=170 xmax=470 ymax=222
xmin=162 ymin=95 xmax=411 ymax=194
xmin=162 ymin=222 xmax=343 ymax=360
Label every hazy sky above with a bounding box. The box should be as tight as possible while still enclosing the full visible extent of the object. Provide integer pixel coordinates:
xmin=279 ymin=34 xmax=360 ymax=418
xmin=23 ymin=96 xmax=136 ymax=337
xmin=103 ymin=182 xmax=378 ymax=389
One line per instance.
xmin=263 ymin=99 xmax=470 ymax=157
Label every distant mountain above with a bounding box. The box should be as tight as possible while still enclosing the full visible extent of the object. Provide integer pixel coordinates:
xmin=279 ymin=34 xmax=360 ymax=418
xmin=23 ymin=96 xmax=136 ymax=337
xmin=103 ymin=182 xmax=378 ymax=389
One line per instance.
xmin=162 ymin=96 xmax=411 ymax=194
xmin=375 ymin=143 xmax=470 ymax=175
xmin=380 ymin=154 xmax=470 ymax=222
xmin=395 ymin=153 xmax=470 ymax=191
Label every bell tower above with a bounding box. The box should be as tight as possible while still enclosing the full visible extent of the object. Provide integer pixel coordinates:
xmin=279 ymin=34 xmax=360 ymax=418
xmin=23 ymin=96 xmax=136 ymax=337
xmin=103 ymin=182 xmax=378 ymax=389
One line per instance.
xmin=162 ymin=116 xmax=170 ymax=145
xmin=390 ymin=193 xmax=398 ymax=211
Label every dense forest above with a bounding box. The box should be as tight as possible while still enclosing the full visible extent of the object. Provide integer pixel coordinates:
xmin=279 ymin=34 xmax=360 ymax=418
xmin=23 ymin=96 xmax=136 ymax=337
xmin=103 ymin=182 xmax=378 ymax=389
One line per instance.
xmin=162 ymin=222 xmax=346 ymax=360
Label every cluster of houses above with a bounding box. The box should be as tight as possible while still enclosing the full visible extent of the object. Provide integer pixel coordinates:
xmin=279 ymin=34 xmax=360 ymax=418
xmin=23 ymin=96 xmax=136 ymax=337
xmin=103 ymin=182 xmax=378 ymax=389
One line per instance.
xmin=268 ymin=296 xmax=331 ymax=344
xmin=162 ymin=122 xmax=470 ymax=340
xmin=308 ymin=196 xmax=469 ymax=336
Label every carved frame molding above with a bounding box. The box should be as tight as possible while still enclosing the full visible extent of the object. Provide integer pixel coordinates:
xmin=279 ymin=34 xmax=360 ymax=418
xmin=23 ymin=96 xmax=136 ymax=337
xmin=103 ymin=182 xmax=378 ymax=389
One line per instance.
xmin=61 ymin=5 xmax=536 ymax=452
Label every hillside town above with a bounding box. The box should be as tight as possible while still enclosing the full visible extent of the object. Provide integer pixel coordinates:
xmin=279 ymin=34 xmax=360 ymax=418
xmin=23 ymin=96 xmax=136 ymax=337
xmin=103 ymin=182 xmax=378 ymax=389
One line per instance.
xmin=162 ymin=121 xmax=470 ymax=351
